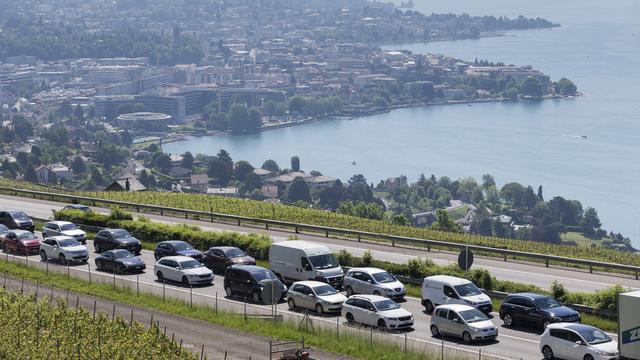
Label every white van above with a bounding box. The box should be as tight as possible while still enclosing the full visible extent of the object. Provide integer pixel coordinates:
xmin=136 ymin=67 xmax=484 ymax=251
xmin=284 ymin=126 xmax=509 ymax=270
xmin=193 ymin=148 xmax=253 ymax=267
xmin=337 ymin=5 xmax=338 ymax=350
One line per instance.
xmin=269 ymin=241 xmax=344 ymax=289
xmin=421 ymin=275 xmax=492 ymax=315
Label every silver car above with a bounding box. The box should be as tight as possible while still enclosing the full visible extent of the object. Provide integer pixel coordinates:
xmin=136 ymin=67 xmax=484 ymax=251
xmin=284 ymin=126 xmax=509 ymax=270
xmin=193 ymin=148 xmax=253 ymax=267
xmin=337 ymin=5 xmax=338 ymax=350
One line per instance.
xmin=42 ymin=221 xmax=87 ymax=244
xmin=155 ymin=256 xmax=213 ymax=286
xmin=430 ymin=304 xmax=498 ymax=344
xmin=343 ymin=267 xmax=406 ymax=300
xmin=287 ymin=280 xmax=347 ymax=315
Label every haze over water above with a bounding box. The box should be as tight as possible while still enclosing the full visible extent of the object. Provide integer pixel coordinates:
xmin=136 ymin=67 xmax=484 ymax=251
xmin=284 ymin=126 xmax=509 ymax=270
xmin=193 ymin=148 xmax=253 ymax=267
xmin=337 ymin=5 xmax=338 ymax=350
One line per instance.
xmin=166 ymin=0 xmax=640 ymax=245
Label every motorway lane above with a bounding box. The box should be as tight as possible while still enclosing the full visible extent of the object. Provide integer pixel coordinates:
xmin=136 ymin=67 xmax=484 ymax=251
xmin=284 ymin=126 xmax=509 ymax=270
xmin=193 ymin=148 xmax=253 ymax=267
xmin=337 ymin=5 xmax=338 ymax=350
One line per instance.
xmin=3 ymin=233 xmax=544 ymax=360
xmin=2 ymin=194 xmax=638 ymax=293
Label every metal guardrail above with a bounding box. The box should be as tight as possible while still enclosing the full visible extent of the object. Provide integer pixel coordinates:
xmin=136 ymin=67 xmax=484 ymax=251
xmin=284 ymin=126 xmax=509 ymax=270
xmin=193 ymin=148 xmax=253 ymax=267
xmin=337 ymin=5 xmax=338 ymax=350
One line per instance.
xmin=3 ymin=186 xmax=639 ymax=280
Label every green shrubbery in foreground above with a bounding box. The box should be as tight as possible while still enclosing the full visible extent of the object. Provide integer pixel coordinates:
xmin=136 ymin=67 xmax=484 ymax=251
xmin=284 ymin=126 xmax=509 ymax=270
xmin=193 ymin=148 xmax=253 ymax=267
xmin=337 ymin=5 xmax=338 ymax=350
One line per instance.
xmin=0 ymin=289 xmax=195 ymax=360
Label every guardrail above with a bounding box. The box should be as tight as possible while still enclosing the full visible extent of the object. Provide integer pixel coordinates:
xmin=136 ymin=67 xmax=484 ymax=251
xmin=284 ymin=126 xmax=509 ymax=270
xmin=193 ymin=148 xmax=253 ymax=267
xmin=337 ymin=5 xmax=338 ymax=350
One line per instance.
xmin=3 ymin=186 xmax=639 ymax=280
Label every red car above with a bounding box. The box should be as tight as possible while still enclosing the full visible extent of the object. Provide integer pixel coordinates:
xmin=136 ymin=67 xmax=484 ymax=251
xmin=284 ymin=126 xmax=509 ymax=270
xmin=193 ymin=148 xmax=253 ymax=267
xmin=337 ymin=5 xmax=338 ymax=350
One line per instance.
xmin=1 ymin=230 xmax=41 ymax=255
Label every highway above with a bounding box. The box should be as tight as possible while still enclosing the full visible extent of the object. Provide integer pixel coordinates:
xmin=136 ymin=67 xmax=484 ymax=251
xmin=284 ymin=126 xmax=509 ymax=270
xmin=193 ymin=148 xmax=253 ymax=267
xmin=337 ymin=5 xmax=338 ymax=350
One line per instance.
xmin=2 ymin=194 xmax=638 ymax=293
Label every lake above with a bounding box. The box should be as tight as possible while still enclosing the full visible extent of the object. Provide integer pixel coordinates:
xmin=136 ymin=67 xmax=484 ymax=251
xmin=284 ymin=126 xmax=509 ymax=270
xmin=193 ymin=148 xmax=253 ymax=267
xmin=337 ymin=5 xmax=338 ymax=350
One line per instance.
xmin=165 ymin=0 xmax=640 ymax=246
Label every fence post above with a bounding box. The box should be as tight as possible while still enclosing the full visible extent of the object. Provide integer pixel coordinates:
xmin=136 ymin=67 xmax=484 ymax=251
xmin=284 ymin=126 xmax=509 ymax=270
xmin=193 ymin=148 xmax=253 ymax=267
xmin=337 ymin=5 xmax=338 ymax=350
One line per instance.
xmin=163 ymin=279 xmax=166 ymax=303
xmin=369 ymin=326 xmax=372 ymax=346
xmin=479 ymin=348 xmax=482 ymax=360
xmin=190 ymin=285 xmax=193 ymax=308
xmin=93 ymin=301 xmax=96 ymax=318
xmin=357 ymin=234 xmax=361 ymax=242
xmin=546 ymin=258 xmax=549 ymax=268
xmin=404 ymin=332 xmax=407 ymax=355
xmin=136 ymin=273 xmax=139 ymax=296
xmin=200 ymin=344 xmax=205 ymax=360
xmin=130 ymin=309 xmax=134 ymax=326
xmin=244 ymin=297 xmax=247 ymax=322
xmin=215 ymin=292 xmax=218 ymax=315
xmin=589 ymin=264 xmax=593 ymax=274
xmin=441 ymin=340 xmax=444 ymax=360
xmin=336 ymin=316 xmax=339 ymax=340
xmin=237 ymin=219 xmax=241 ymax=226
xmin=112 ymin=266 xmax=116 ymax=289
xmin=88 ymin=262 xmax=91 ymax=284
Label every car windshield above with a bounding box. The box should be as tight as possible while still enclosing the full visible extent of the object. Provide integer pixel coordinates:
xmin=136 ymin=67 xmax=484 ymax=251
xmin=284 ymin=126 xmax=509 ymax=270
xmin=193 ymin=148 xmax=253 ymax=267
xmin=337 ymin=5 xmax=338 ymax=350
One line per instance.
xmin=111 ymin=230 xmax=131 ymax=239
xmin=313 ymin=285 xmax=338 ymax=296
xmin=173 ymin=242 xmax=193 ymax=251
xmin=226 ymin=248 xmax=246 ymax=258
xmin=374 ymin=299 xmax=401 ymax=311
xmin=113 ymin=251 xmax=133 ymax=259
xmin=372 ymin=271 xmax=396 ymax=283
xmin=253 ymin=269 xmax=278 ymax=281
xmin=17 ymin=232 xmax=36 ymax=240
xmin=59 ymin=238 xmax=80 ymax=247
xmin=454 ymin=283 xmax=482 ymax=297
xmin=534 ymin=297 xmax=562 ymax=310
xmin=10 ymin=212 xmax=30 ymax=221
xmin=575 ymin=327 xmax=612 ymax=345
xmin=0 ymin=225 xmax=8 ymax=233
xmin=61 ymin=223 xmax=78 ymax=231
xmin=180 ymin=259 xmax=202 ymax=269
xmin=459 ymin=309 xmax=489 ymax=323
xmin=308 ymin=254 xmax=339 ymax=269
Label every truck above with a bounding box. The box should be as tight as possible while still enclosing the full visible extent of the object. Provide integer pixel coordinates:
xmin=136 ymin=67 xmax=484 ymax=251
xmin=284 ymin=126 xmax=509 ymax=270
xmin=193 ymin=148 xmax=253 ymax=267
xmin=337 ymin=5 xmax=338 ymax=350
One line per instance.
xmin=269 ymin=240 xmax=344 ymax=289
xmin=619 ymin=290 xmax=640 ymax=360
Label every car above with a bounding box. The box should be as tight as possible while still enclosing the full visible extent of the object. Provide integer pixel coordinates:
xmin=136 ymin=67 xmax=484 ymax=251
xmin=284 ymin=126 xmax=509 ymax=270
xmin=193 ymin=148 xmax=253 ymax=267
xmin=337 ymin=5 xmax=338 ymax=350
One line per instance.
xmin=343 ymin=267 xmax=406 ymax=300
xmin=154 ymin=240 xmax=203 ymax=262
xmin=0 ymin=224 xmax=9 ymax=237
xmin=202 ymin=246 xmax=256 ymax=272
xmin=94 ymin=229 xmax=141 ymax=255
xmin=500 ymin=293 xmax=581 ymax=330
xmin=154 ymin=255 xmax=213 ymax=286
xmin=42 ymin=221 xmax=87 ymax=244
xmin=287 ymin=280 xmax=347 ymax=315
xmin=1 ymin=230 xmax=40 ymax=255
xmin=421 ymin=275 xmax=492 ymax=315
xmin=269 ymin=241 xmax=344 ymax=289
xmin=540 ymin=323 xmax=619 ymax=360
xmin=39 ymin=236 xmax=89 ymax=264
xmin=0 ymin=210 xmax=35 ymax=233
xmin=62 ymin=204 xmax=91 ymax=213
xmin=224 ymin=265 xmax=287 ymax=304
xmin=341 ymin=294 xmax=414 ymax=331
xmin=430 ymin=304 xmax=498 ymax=344
xmin=95 ymin=249 xmax=146 ymax=274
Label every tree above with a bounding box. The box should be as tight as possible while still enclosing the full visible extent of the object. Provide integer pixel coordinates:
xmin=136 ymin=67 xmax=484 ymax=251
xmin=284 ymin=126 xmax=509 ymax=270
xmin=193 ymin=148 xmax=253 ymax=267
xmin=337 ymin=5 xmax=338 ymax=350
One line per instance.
xmin=291 ymin=156 xmax=300 ymax=172
xmin=73 ymin=104 xmax=84 ymax=119
xmin=261 ymin=159 xmax=279 ymax=173
xmin=43 ymin=124 xmax=69 ymax=146
xmin=240 ymin=172 xmax=262 ymax=194
xmin=457 ymin=177 xmax=478 ymax=203
xmin=90 ymin=168 xmax=104 ymax=187
xmin=500 ymin=182 xmax=526 ymax=207
xmin=390 ymin=214 xmax=410 ymax=226
xmin=151 ymin=152 xmax=171 ymax=172
xmin=13 ymin=117 xmax=34 ymax=141
xmin=57 ymin=101 xmax=73 ymax=117
xmin=537 ymin=185 xmax=544 ymax=202
xmin=207 ymin=157 xmax=232 ymax=185
xmin=23 ymin=163 xmax=38 ymax=183
xmin=180 ymin=152 xmax=195 ymax=170
xmin=227 ymin=103 xmax=250 ymax=134
xmin=481 ymin=174 xmax=495 ymax=189
xmin=139 ymin=170 xmax=149 ymax=187
xmin=430 ymin=210 xmax=463 ymax=233
xmin=70 ymin=156 xmax=86 ymax=174
xmin=373 ymin=96 xmax=389 ymax=109
xmin=523 ymin=186 xmax=538 ymax=209
xmin=521 ymin=77 xmax=544 ymax=97
xmin=555 ymin=78 xmax=577 ymax=96
xmin=248 ymin=107 xmax=262 ymax=132
xmin=289 ymin=96 xmax=306 ymax=114
xmin=581 ymin=207 xmax=601 ymax=235
xmin=318 ymin=180 xmax=346 ymax=209
xmin=284 ymin=177 xmax=312 ymax=203
xmin=263 ymin=100 xmax=277 ymax=121
xmin=234 ymin=160 xmax=254 ymax=182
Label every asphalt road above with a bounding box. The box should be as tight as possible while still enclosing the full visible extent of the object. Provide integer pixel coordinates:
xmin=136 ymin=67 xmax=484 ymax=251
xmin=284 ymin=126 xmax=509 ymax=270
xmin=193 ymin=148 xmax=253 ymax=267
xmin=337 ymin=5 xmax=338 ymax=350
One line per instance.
xmin=2 ymin=194 xmax=638 ymax=294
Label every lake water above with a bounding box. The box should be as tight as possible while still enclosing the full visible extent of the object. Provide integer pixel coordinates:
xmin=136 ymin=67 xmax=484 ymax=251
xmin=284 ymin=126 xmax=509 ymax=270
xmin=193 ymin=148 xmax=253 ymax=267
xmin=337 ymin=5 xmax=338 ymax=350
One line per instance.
xmin=165 ymin=0 xmax=640 ymax=246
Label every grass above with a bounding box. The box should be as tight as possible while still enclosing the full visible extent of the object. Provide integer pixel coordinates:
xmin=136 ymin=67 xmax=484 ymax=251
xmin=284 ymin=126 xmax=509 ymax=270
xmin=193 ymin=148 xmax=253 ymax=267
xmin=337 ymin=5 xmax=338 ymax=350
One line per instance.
xmin=0 ymin=258 xmax=458 ymax=360
xmin=446 ymin=205 xmax=470 ymax=220
xmin=561 ymin=232 xmax=607 ymax=247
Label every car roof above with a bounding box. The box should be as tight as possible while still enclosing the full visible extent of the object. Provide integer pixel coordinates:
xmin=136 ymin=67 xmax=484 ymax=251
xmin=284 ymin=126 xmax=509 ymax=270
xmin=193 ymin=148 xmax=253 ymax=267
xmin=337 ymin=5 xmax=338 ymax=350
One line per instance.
xmin=424 ymin=275 xmax=471 ymax=285
xmin=159 ymin=240 xmax=189 ymax=245
xmin=46 ymin=221 xmax=73 ymax=225
xmin=348 ymin=294 xmax=389 ymax=302
xmin=435 ymin=304 xmax=477 ymax=312
xmin=209 ymin=246 xmax=238 ymax=251
xmin=547 ymin=323 xmax=599 ymax=332
xmin=229 ymin=265 xmax=268 ymax=273
xmin=10 ymin=229 xmax=34 ymax=235
xmin=104 ymin=249 xmax=132 ymax=255
xmin=348 ymin=267 xmax=387 ymax=274
xmin=292 ymin=280 xmax=331 ymax=288
xmin=65 ymin=204 xmax=89 ymax=208
xmin=508 ymin=292 xmax=549 ymax=300
xmin=46 ymin=235 xmax=76 ymax=241
xmin=7 ymin=210 xmax=27 ymax=215
xmin=159 ymin=255 xmax=197 ymax=262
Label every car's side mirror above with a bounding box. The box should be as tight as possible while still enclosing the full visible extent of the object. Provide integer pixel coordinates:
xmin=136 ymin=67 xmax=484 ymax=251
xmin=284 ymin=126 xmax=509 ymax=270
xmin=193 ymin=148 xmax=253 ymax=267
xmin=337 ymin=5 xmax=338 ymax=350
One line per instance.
xmin=307 ymin=293 xmax=314 ymax=297
xmin=366 ymin=279 xmax=372 ymax=284
xmin=575 ymin=341 xmax=585 ymax=346
xmin=453 ymin=318 xmax=459 ymax=323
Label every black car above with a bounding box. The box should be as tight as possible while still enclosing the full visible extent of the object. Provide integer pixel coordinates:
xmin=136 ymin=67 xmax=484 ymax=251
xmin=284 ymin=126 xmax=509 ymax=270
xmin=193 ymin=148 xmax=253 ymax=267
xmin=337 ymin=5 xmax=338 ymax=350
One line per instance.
xmin=499 ymin=292 xmax=580 ymax=329
xmin=154 ymin=240 xmax=203 ymax=262
xmin=224 ymin=265 xmax=287 ymax=304
xmin=62 ymin=204 xmax=91 ymax=213
xmin=93 ymin=229 xmax=142 ymax=255
xmin=203 ymin=246 xmax=256 ymax=272
xmin=95 ymin=249 xmax=146 ymax=274
xmin=0 ymin=210 xmax=35 ymax=233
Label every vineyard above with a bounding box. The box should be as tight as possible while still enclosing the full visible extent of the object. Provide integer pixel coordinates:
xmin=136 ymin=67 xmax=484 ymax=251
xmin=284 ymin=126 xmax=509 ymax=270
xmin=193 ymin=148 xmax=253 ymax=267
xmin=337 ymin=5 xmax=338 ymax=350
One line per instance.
xmin=0 ymin=289 xmax=195 ymax=360
xmin=1 ymin=177 xmax=639 ymax=266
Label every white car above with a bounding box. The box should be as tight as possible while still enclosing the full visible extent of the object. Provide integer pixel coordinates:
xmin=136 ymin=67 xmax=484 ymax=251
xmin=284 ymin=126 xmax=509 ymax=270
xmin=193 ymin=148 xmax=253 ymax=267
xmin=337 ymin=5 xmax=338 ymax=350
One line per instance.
xmin=540 ymin=323 xmax=619 ymax=360
xmin=155 ymin=255 xmax=213 ymax=286
xmin=40 ymin=236 xmax=89 ymax=264
xmin=287 ymin=280 xmax=347 ymax=314
xmin=42 ymin=221 xmax=87 ymax=244
xmin=343 ymin=267 xmax=406 ymax=300
xmin=430 ymin=304 xmax=498 ymax=343
xmin=341 ymin=294 xmax=413 ymax=331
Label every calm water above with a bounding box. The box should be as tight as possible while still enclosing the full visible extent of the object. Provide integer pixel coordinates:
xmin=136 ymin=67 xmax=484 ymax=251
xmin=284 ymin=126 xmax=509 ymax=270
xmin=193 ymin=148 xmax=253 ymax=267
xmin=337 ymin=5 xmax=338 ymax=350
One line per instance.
xmin=165 ymin=0 xmax=640 ymax=245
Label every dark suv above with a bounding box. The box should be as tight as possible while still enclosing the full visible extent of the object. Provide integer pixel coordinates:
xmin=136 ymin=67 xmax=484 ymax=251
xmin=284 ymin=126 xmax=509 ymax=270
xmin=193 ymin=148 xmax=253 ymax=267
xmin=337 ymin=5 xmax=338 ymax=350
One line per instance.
xmin=499 ymin=292 xmax=580 ymax=330
xmin=154 ymin=240 xmax=203 ymax=262
xmin=93 ymin=229 xmax=142 ymax=255
xmin=224 ymin=265 xmax=287 ymax=304
xmin=0 ymin=210 xmax=35 ymax=233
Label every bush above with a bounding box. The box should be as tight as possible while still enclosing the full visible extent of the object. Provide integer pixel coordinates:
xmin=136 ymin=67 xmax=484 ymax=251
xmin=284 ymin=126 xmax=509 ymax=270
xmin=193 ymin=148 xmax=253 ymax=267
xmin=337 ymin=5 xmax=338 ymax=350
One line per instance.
xmin=362 ymin=250 xmax=373 ymax=266
xmin=336 ymin=249 xmax=354 ymax=267
xmin=550 ymin=280 xmax=567 ymax=301
xmin=594 ymin=285 xmax=626 ymax=311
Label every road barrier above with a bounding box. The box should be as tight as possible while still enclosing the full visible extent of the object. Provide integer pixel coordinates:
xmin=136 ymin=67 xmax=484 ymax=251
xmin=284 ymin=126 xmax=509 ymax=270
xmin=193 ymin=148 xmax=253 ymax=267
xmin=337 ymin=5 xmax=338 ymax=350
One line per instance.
xmin=3 ymin=186 xmax=639 ymax=280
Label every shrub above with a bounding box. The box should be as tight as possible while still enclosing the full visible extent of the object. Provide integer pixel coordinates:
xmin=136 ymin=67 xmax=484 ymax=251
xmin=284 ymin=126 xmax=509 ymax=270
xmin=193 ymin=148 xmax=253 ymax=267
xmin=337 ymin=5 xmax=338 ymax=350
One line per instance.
xmin=336 ymin=249 xmax=354 ymax=267
xmin=362 ymin=250 xmax=373 ymax=266
xmin=594 ymin=285 xmax=626 ymax=311
xmin=550 ymin=280 xmax=567 ymax=301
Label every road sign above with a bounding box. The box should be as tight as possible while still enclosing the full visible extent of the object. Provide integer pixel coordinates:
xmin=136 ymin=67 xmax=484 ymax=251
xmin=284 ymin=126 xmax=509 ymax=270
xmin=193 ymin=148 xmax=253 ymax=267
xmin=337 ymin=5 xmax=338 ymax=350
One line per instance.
xmin=458 ymin=248 xmax=474 ymax=271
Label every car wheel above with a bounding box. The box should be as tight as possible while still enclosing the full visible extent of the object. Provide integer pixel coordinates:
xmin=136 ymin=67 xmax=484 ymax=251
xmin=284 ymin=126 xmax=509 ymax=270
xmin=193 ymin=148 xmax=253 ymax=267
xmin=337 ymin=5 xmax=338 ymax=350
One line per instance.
xmin=94 ymin=242 xmax=101 ymax=253
xmin=116 ymin=264 xmax=126 ymax=275
xmin=40 ymin=251 xmax=47 ymax=262
xmin=377 ymin=319 xmax=387 ymax=330
xmin=288 ymin=298 xmax=296 ymax=310
xmin=182 ymin=276 xmax=190 ymax=286
xmin=462 ymin=331 xmax=472 ymax=344
xmin=346 ymin=286 xmax=354 ymax=297
xmin=95 ymin=261 xmax=102 ymax=271
xmin=59 ymin=254 xmax=67 ymax=265
xmin=583 ymin=355 xmax=594 ymax=360
xmin=373 ymin=291 xmax=381 ymax=296
xmin=543 ymin=320 xmax=551 ymax=329
xmin=1 ymin=243 xmax=6 ymax=253
xmin=157 ymin=271 xmax=164 ymax=282
xmin=430 ymin=325 xmax=440 ymax=337
xmin=424 ymin=300 xmax=434 ymax=314
xmin=503 ymin=313 xmax=515 ymax=327
xmin=315 ymin=304 xmax=324 ymax=315
xmin=225 ymin=286 xmax=233 ymax=298
xmin=542 ymin=345 xmax=554 ymax=360
xmin=345 ymin=313 xmax=355 ymax=324
xmin=252 ymin=291 xmax=261 ymax=302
